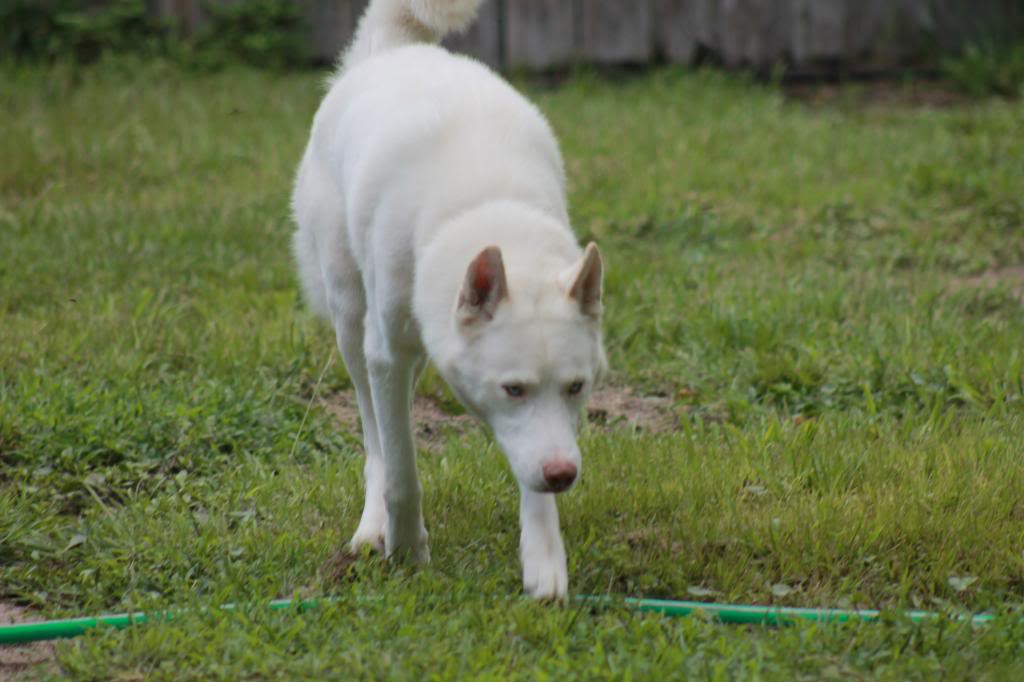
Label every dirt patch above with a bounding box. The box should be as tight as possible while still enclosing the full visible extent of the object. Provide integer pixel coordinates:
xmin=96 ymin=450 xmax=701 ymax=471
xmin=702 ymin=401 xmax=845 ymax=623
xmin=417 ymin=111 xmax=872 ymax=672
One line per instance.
xmin=321 ymin=384 xmax=680 ymax=445
xmin=0 ymin=603 xmax=56 ymax=682
xmin=586 ymin=386 xmax=677 ymax=433
xmin=321 ymin=549 xmax=362 ymax=585
xmin=950 ymin=266 xmax=1024 ymax=304
xmin=621 ymin=527 xmax=685 ymax=557
xmin=785 ymin=80 xmax=966 ymax=109
xmin=321 ymin=392 xmax=477 ymax=451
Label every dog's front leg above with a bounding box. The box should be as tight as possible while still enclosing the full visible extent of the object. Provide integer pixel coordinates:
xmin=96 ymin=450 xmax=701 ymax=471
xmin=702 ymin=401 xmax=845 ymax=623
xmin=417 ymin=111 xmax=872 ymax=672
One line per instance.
xmin=519 ymin=486 xmax=568 ymax=600
xmin=366 ymin=350 xmax=430 ymax=564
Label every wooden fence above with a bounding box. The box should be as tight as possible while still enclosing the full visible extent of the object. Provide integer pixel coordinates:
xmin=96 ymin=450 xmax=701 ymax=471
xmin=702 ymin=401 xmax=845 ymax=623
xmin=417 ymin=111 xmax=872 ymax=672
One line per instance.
xmin=149 ymin=0 xmax=1017 ymax=72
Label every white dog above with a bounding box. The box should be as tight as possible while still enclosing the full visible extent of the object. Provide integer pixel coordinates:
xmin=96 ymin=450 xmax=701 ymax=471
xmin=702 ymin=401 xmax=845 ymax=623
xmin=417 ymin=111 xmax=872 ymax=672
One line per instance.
xmin=291 ymin=0 xmax=606 ymax=600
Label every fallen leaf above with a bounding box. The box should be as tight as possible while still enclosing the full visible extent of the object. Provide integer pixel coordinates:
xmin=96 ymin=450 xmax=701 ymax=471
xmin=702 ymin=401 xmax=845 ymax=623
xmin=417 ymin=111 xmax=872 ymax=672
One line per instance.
xmin=948 ymin=576 xmax=977 ymax=592
xmin=771 ymin=583 xmax=795 ymax=598
xmin=63 ymin=533 xmax=86 ymax=553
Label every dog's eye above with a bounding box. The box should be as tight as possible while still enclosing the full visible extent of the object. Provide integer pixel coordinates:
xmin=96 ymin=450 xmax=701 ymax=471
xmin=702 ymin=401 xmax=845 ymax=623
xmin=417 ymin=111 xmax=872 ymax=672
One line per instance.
xmin=503 ymin=383 xmax=526 ymax=398
xmin=567 ymin=381 xmax=584 ymax=396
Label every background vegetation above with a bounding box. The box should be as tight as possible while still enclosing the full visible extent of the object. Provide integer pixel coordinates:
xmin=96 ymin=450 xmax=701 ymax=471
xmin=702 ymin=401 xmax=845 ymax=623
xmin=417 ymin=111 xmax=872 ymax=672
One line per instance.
xmin=0 ymin=0 xmax=306 ymax=68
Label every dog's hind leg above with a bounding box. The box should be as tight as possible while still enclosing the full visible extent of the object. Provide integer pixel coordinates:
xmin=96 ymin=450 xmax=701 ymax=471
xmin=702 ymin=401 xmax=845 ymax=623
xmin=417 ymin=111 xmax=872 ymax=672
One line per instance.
xmin=332 ymin=288 xmax=391 ymax=554
xmin=295 ymin=156 xmax=391 ymax=555
xmin=325 ymin=266 xmax=390 ymax=554
xmin=341 ymin=318 xmax=392 ymax=553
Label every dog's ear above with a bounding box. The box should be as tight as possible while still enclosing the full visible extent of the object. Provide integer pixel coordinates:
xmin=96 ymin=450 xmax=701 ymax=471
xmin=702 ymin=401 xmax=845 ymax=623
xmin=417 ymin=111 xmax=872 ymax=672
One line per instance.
xmin=561 ymin=242 xmax=603 ymax=318
xmin=457 ymin=246 xmax=508 ymax=327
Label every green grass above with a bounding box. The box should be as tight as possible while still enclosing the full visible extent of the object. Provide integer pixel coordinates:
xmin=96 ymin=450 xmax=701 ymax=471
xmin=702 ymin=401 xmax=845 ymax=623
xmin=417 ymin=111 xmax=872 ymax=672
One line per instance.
xmin=3 ymin=57 xmax=1024 ymax=679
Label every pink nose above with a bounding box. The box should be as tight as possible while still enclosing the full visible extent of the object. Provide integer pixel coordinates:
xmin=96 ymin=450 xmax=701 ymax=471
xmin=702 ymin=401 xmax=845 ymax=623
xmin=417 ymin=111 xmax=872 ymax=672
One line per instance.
xmin=542 ymin=460 xmax=578 ymax=492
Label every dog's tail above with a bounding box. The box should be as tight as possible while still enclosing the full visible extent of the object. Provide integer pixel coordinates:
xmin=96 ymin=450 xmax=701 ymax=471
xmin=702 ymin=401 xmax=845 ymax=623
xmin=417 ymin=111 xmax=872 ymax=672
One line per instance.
xmin=341 ymin=0 xmax=484 ymax=70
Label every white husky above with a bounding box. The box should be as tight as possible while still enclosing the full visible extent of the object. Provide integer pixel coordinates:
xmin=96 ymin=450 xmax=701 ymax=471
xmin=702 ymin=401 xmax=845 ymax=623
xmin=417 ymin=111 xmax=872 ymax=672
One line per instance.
xmin=291 ymin=0 xmax=606 ymax=600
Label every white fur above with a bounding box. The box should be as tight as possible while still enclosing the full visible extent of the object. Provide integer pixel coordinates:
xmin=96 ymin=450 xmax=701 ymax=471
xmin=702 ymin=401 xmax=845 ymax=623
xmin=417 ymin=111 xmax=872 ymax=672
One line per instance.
xmin=292 ymin=0 xmax=605 ymax=600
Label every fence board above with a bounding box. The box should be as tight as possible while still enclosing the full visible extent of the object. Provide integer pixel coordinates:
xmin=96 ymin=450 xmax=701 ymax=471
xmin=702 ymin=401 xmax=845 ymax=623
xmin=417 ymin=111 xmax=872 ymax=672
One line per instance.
xmin=580 ymin=0 xmax=654 ymax=64
xmin=842 ymin=0 xmax=889 ymax=60
xmin=842 ymin=0 xmax=933 ymax=65
xmin=791 ymin=0 xmax=844 ymax=62
xmin=148 ymin=0 xmax=202 ymax=32
xmin=717 ymin=0 xmax=792 ymax=67
xmin=654 ymin=0 xmax=718 ymax=63
xmin=136 ymin=0 xmax=1015 ymax=73
xmin=444 ymin=0 xmax=502 ymax=68
xmin=504 ymin=0 xmax=576 ymax=70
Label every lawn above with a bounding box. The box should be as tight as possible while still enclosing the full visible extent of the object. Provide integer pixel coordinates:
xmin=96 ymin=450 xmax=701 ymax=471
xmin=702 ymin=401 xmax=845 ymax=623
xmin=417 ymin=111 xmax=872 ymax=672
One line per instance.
xmin=2 ymin=58 xmax=1024 ymax=679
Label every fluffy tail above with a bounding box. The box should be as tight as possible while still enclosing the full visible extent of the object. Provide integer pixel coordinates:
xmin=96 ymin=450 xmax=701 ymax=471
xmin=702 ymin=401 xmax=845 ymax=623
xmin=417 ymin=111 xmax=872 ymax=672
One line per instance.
xmin=342 ymin=0 xmax=484 ymax=70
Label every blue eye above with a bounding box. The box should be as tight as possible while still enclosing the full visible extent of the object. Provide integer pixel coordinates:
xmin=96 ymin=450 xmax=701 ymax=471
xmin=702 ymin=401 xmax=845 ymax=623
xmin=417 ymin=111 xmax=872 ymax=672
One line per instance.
xmin=503 ymin=383 xmax=526 ymax=398
xmin=567 ymin=381 xmax=584 ymax=396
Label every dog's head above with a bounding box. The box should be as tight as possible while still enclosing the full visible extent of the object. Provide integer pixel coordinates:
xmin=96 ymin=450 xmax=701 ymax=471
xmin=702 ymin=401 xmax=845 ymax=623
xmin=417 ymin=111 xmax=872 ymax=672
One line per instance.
xmin=441 ymin=243 xmax=606 ymax=494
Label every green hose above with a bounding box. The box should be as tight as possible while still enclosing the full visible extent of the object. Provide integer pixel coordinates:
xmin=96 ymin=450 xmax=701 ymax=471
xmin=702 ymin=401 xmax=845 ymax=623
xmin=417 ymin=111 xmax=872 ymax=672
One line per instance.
xmin=619 ymin=598 xmax=993 ymax=626
xmin=0 ymin=598 xmax=310 ymax=645
xmin=0 ymin=596 xmax=993 ymax=645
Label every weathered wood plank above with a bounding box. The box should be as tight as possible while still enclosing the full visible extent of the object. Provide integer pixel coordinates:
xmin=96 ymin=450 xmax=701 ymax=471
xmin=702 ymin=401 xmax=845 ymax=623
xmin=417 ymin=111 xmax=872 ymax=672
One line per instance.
xmin=654 ymin=0 xmax=718 ymax=63
xmin=148 ymin=0 xmax=202 ymax=32
xmin=842 ymin=0 xmax=935 ymax=65
xmin=791 ymin=0 xmax=844 ymax=62
xmin=141 ymin=0 xmax=1019 ymax=72
xmin=842 ymin=0 xmax=889 ymax=60
xmin=716 ymin=0 xmax=792 ymax=67
xmin=504 ymin=0 xmax=575 ymax=70
xmin=580 ymin=0 xmax=654 ymax=64
xmin=444 ymin=0 xmax=502 ymax=68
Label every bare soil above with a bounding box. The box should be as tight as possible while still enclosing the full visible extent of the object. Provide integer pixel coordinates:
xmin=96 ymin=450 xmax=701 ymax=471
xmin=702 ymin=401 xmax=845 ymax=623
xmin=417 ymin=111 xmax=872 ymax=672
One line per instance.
xmin=0 ymin=604 xmax=55 ymax=682
xmin=320 ymin=384 xmax=679 ymax=450
xmin=585 ymin=386 xmax=677 ymax=433
xmin=320 ymin=391 xmax=477 ymax=452
xmin=951 ymin=266 xmax=1024 ymax=304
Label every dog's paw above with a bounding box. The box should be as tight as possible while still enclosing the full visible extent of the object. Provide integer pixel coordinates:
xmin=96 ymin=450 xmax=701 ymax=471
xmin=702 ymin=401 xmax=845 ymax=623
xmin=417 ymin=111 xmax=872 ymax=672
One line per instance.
xmin=522 ymin=545 xmax=568 ymax=601
xmin=349 ymin=525 xmax=386 ymax=554
xmin=386 ymin=519 xmax=431 ymax=565
xmin=350 ymin=503 xmax=388 ymax=554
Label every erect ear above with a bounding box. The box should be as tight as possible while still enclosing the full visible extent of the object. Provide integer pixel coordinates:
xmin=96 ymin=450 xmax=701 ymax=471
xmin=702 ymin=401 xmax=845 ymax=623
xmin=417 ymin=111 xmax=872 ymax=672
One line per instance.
xmin=561 ymin=242 xmax=603 ymax=318
xmin=456 ymin=246 xmax=508 ymax=327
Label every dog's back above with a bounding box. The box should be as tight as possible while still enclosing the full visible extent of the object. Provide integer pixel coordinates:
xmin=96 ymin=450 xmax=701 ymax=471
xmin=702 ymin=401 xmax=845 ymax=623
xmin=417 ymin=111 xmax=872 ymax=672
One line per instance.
xmin=293 ymin=1 xmax=569 ymax=325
